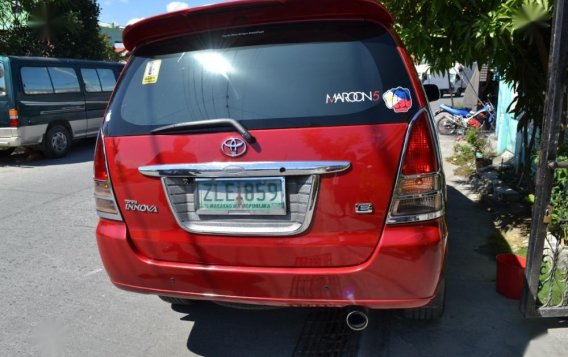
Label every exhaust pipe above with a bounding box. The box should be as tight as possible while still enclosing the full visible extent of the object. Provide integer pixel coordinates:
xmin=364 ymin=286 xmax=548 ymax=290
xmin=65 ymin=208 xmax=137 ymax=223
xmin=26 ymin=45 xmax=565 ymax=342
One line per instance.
xmin=345 ymin=309 xmax=369 ymax=331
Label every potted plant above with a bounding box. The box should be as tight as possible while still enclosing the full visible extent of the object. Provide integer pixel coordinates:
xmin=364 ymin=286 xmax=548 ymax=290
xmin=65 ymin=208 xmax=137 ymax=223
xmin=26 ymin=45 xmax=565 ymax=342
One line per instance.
xmin=464 ymin=128 xmax=494 ymax=171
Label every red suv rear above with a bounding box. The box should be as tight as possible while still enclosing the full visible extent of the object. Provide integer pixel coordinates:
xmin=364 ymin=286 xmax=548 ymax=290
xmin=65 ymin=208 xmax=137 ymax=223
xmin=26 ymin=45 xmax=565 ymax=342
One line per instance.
xmin=95 ymin=0 xmax=447 ymax=320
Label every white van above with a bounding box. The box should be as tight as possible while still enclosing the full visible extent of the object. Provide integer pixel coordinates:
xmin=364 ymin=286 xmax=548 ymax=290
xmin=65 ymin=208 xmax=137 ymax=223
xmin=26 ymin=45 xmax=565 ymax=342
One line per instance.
xmin=416 ymin=63 xmax=473 ymax=96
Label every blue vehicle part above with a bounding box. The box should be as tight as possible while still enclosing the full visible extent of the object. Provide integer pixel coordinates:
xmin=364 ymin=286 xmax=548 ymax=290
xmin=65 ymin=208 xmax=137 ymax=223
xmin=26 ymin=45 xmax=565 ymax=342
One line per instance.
xmin=439 ymin=104 xmax=470 ymax=117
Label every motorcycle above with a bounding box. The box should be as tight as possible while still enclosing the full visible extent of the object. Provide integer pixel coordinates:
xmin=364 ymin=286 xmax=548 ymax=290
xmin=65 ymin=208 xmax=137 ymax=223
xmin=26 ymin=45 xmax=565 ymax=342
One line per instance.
xmin=435 ymin=101 xmax=496 ymax=135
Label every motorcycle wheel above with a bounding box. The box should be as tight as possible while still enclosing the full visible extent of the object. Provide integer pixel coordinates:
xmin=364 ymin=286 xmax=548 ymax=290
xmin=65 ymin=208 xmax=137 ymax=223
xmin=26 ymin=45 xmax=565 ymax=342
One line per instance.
xmin=435 ymin=113 xmax=458 ymax=135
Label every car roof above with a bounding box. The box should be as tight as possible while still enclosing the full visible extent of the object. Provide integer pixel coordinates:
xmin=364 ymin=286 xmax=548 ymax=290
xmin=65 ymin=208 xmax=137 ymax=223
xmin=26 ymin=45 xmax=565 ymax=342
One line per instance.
xmin=4 ymin=56 xmax=122 ymax=67
xmin=122 ymin=0 xmax=393 ymax=51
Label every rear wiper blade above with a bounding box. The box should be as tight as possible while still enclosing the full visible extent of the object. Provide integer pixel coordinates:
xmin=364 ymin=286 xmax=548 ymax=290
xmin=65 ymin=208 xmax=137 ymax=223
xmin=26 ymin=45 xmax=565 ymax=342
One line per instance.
xmin=151 ymin=118 xmax=256 ymax=143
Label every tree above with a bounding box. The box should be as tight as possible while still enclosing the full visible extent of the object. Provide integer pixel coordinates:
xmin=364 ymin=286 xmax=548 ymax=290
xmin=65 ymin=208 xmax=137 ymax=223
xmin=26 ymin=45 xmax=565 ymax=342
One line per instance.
xmin=381 ymin=0 xmax=554 ymax=190
xmin=0 ymin=1 xmax=32 ymax=54
xmin=1 ymin=0 xmax=115 ymax=61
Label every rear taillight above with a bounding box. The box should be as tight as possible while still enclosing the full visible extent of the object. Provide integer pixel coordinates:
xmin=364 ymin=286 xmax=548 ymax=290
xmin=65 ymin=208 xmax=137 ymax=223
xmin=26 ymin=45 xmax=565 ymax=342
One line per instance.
xmin=387 ymin=112 xmax=444 ymax=224
xmin=94 ymin=133 xmax=122 ymax=221
xmin=402 ymin=115 xmax=438 ymax=175
xmin=9 ymin=109 xmax=19 ymax=127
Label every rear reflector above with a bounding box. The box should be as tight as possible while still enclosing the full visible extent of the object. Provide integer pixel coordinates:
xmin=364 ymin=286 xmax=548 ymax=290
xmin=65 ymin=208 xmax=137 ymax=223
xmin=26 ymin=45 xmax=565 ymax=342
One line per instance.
xmin=397 ymin=174 xmax=440 ymax=195
xmin=390 ymin=191 xmax=443 ymax=216
xmin=388 ymin=112 xmax=444 ymax=224
xmin=94 ymin=133 xmax=122 ymax=221
xmin=9 ymin=109 xmax=19 ymax=127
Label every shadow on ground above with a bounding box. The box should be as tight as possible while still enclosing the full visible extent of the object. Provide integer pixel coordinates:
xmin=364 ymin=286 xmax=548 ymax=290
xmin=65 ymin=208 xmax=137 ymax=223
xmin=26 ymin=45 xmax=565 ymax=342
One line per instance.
xmin=0 ymin=138 xmax=95 ymax=167
xmin=453 ymin=176 xmax=532 ymax=237
xmin=163 ymin=183 xmax=567 ymax=356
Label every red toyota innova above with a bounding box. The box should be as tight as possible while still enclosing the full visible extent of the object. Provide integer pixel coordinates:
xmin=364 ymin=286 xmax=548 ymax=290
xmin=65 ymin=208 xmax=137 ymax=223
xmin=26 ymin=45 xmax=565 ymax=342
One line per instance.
xmin=94 ymin=0 xmax=447 ymax=323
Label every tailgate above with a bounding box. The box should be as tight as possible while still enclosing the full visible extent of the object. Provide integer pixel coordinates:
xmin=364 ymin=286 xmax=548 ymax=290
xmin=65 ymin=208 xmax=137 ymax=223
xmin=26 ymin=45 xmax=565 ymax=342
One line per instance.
xmin=105 ymin=123 xmax=407 ymax=267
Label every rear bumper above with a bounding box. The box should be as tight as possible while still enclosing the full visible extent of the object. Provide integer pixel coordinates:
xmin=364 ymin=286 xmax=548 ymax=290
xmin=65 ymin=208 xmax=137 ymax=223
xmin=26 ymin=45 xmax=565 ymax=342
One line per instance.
xmin=96 ymin=218 xmax=447 ymax=309
xmin=0 ymin=125 xmax=46 ymax=147
xmin=0 ymin=128 xmax=21 ymax=147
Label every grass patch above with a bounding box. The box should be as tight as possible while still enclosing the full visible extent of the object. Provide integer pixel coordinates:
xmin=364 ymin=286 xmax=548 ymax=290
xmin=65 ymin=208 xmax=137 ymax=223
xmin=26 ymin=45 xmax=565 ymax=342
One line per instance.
xmin=488 ymin=231 xmax=527 ymax=258
xmin=490 ymin=232 xmax=514 ymax=255
xmin=447 ymin=143 xmax=476 ymax=177
xmin=516 ymin=246 xmax=528 ymax=258
xmin=538 ymin=261 xmax=567 ymax=307
xmin=447 ymin=128 xmax=496 ymax=178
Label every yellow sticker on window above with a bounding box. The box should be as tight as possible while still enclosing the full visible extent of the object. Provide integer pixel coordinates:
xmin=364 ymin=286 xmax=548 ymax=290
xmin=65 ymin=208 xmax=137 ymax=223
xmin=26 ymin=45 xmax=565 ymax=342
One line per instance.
xmin=142 ymin=60 xmax=162 ymax=85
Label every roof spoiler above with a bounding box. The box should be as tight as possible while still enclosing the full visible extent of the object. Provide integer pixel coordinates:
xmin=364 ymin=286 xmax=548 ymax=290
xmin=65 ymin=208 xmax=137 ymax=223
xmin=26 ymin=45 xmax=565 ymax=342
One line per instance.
xmin=123 ymin=0 xmax=393 ymax=51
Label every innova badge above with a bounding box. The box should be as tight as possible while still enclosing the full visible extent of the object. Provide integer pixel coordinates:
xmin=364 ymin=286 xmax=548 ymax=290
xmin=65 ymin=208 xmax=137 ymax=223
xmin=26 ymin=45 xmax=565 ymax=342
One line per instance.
xmin=124 ymin=200 xmax=158 ymax=213
xmin=221 ymin=138 xmax=247 ymax=158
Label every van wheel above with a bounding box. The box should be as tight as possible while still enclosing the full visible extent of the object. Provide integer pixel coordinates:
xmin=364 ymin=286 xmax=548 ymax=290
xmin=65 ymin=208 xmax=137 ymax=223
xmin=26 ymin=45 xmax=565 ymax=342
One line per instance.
xmin=158 ymin=296 xmax=195 ymax=305
xmin=44 ymin=125 xmax=71 ymax=158
xmin=0 ymin=148 xmax=15 ymax=157
xmin=403 ymin=278 xmax=446 ymax=321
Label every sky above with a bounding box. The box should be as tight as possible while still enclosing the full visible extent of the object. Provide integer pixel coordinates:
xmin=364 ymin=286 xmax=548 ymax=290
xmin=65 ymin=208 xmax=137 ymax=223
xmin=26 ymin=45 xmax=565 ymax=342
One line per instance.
xmin=97 ymin=0 xmax=224 ymax=27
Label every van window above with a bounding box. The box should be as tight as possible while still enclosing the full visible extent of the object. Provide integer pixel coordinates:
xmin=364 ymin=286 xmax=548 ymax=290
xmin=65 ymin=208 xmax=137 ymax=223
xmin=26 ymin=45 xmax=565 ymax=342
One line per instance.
xmin=48 ymin=67 xmax=80 ymax=93
xmin=0 ymin=63 xmax=6 ymax=97
xmin=81 ymin=68 xmax=116 ymax=92
xmin=106 ymin=22 xmax=416 ymax=136
xmin=97 ymin=69 xmax=116 ymax=91
xmin=21 ymin=67 xmax=54 ymax=95
xmin=81 ymin=69 xmax=102 ymax=92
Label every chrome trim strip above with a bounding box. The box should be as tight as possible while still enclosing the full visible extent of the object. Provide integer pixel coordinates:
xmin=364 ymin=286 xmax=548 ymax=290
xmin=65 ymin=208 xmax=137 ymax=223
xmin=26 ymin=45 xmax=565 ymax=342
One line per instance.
xmin=139 ymin=161 xmax=351 ymax=178
xmin=21 ymin=100 xmax=85 ymax=106
xmin=161 ymin=175 xmax=321 ymax=236
xmin=85 ymin=101 xmax=110 ymax=105
xmin=395 ymin=191 xmax=440 ymax=199
xmin=398 ymin=172 xmax=440 ymax=180
xmin=397 ymin=189 xmax=442 ymax=200
xmin=40 ymin=106 xmax=85 ymax=115
xmin=386 ymin=210 xmax=445 ymax=224
xmin=181 ymin=222 xmax=304 ymax=235
xmin=96 ymin=211 xmax=123 ymax=221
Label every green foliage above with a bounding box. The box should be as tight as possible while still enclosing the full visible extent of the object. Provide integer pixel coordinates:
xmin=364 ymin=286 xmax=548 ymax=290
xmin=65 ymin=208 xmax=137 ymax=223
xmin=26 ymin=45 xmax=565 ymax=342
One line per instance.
xmin=451 ymin=143 xmax=476 ymax=163
xmin=381 ymin=0 xmax=553 ymax=182
xmin=448 ymin=142 xmax=476 ymax=177
xmin=0 ymin=0 xmax=115 ymax=61
xmin=99 ymin=33 xmax=125 ymax=62
xmin=549 ymin=146 xmax=568 ymax=242
xmin=448 ymin=129 xmax=495 ymax=177
xmin=381 ymin=0 xmax=552 ymax=71
xmin=508 ymin=0 xmax=551 ymax=32
xmin=465 ymin=127 xmax=495 ymax=159
xmin=464 ymin=128 xmax=486 ymax=154
xmin=538 ymin=258 xmax=566 ymax=307
xmin=527 ymin=193 xmax=536 ymax=204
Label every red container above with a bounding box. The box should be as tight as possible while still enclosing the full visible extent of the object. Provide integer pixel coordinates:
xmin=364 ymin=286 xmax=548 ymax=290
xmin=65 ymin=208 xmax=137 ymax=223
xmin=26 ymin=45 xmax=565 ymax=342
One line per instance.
xmin=496 ymin=254 xmax=527 ymax=300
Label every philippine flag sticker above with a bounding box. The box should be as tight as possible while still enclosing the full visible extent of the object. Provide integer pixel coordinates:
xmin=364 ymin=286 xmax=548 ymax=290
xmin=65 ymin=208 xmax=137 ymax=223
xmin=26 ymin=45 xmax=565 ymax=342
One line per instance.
xmin=383 ymin=87 xmax=412 ymax=113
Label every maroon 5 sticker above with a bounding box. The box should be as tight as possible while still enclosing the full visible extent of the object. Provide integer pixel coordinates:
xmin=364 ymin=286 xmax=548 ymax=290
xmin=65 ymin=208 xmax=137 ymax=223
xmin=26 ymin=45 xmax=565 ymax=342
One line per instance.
xmin=326 ymin=90 xmax=381 ymax=104
xmin=383 ymin=87 xmax=412 ymax=113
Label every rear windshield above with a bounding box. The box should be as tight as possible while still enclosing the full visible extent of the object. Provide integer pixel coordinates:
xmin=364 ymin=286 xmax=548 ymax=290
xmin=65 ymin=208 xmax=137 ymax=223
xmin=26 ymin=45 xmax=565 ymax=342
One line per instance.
xmin=106 ymin=22 xmax=417 ymax=136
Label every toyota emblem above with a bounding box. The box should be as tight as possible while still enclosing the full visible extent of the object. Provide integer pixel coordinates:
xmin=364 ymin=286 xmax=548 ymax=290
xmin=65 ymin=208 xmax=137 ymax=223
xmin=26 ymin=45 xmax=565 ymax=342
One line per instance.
xmin=221 ymin=138 xmax=247 ymax=157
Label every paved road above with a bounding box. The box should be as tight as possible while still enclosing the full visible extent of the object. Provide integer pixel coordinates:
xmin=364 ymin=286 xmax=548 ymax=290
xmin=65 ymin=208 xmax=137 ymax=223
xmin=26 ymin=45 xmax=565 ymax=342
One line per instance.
xmin=1 ymin=101 xmax=567 ymax=356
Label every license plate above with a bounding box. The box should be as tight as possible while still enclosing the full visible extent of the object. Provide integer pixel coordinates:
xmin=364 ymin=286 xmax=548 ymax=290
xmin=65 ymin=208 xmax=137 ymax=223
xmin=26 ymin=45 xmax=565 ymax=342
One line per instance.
xmin=195 ymin=177 xmax=286 ymax=215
